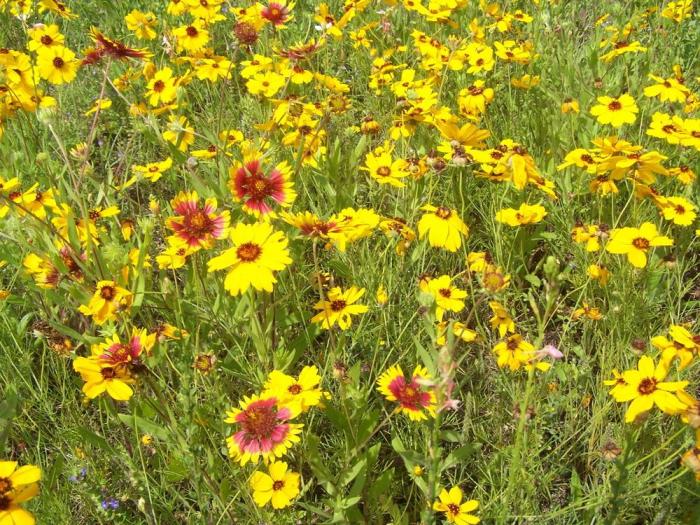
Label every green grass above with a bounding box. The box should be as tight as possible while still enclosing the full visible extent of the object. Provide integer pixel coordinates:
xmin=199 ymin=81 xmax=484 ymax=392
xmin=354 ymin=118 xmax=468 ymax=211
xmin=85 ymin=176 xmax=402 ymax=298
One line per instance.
xmin=1 ymin=0 xmax=700 ymax=523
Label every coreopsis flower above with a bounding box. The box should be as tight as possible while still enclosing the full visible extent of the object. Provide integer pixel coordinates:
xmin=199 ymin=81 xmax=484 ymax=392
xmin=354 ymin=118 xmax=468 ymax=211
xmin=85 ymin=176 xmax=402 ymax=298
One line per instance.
xmin=124 ymin=10 xmax=157 ymax=40
xmin=73 ymin=356 xmax=136 ymax=401
xmin=36 ymin=45 xmax=79 ymax=85
xmin=480 ymin=264 xmax=511 ymax=293
xmin=424 ymin=275 xmax=467 ymax=321
xmin=495 ymin=203 xmax=546 ymax=226
xmin=599 ymin=41 xmax=647 ymax=63
xmin=668 ymin=165 xmax=695 ymax=185
xmin=608 ymin=356 xmax=688 ymax=423
xmin=572 ymin=302 xmax=603 ymax=321
xmin=207 ymin=222 xmax=292 ymax=296
xmin=418 ymin=205 xmax=469 ymax=252
xmin=162 ymin=115 xmax=195 ymax=151
xmin=311 ymin=286 xmax=368 ymax=330
xmin=229 ymin=157 xmax=296 ymax=217
xmin=193 ymin=56 xmax=233 ymax=82
xmin=361 ymin=147 xmax=410 ymax=188
xmin=643 ymin=74 xmax=690 ymax=103
xmin=27 ymin=23 xmax=65 ymax=52
xmin=165 ymin=191 xmax=230 ymax=250
xmin=561 ymin=98 xmax=580 ymax=114
xmin=0 ymin=461 xmax=41 ymax=525
xmin=78 ymin=281 xmax=132 ymax=325
xmin=433 ymin=486 xmax=480 ymax=524
xmin=653 ymin=325 xmax=699 ymax=370
xmin=605 ymin=222 xmax=673 ymax=268
xmin=224 ymin=395 xmax=302 ymax=465
xmin=571 ymin=223 xmax=602 ymax=251
xmin=263 ymin=366 xmax=324 ymax=413
xmin=156 ymin=243 xmax=196 ymax=270
xmin=488 ymin=301 xmax=515 ymax=337
xmin=246 ymin=71 xmax=286 ymax=97
xmin=436 ymin=321 xmax=478 ymax=346
xmin=587 ymin=264 xmax=611 ymax=285
xmin=661 ymin=0 xmax=694 ymax=22
xmin=376 ymin=364 xmax=437 ymax=421
xmin=173 ymin=21 xmax=209 ymax=52
xmin=493 ymin=334 xmax=548 ymax=372
xmin=590 ymin=94 xmax=638 ymax=127
xmin=250 ymin=461 xmax=300 ymax=509
xmin=458 ymin=81 xmax=495 ymax=117
xmin=656 ymin=196 xmax=697 ymax=226
xmin=131 ymin=157 xmax=172 ymax=183
xmin=145 ymin=68 xmax=178 ymax=107
xmin=379 ymin=217 xmax=416 ymax=256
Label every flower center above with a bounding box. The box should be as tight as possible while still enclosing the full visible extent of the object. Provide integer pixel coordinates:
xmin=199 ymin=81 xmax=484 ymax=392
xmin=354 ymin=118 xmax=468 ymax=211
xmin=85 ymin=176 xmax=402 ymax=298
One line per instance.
xmin=435 ymin=207 xmax=451 ymax=219
xmin=632 ymin=237 xmax=650 ymax=250
xmin=153 ymin=80 xmax=165 ymax=92
xmin=438 ymin=288 xmax=451 ymax=298
xmin=0 ymin=495 xmax=10 ymax=511
xmin=377 ymin=166 xmax=391 ymax=177
xmin=330 ymin=299 xmax=347 ymax=311
xmin=41 ymin=35 xmax=53 ymax=45
xmin=101 ymin=367 xmax=117 ymax=379
xmin=186 ymin=26 xmax=198 ymax=37
xmin=53 ymin=56 xmax=65 ymax=69
xmin=607 ymin=100 xmax=622 ymax=111
xmin=288 ymin=384 xmax=302 ymax=395
xmin=100 ymin=285 xmax=116 ymax=300
xmin=236 ymin=242 xmax=262 ymax=262
xmin=447 ymin=503 xmax=460 ymax=516
xmin=242 ymin=403 xmax=279 ymax=438
xmin=637 ymin=377 xmax=657 ymax=395
xmin=0 ymin=478 xmax=12 ymax=494
xmin=184 ymin=210 xmax=213 ymax=237
xmin=273 ymin=480 xmax=284 ymax=490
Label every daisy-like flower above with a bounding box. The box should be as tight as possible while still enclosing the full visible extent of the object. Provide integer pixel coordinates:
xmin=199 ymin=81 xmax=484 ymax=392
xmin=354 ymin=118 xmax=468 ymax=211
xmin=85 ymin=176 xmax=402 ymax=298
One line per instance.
xmin=377 ymin=364 xmax=437 ymax=421
xmin=224 ymin=395 xmax=302 ymax=465
xmin=207 ymin=222 xmax=292 ymax=296
xmin=91 ymin=328 xmax=155 ymax=366
xmin=72 ymin=356 xmax=135 ymax=401
xmin=250 ymin=461 xmax=300 ymax=509
xmin=495 ymin=203 xmax=547 ymax=226
xmin=361 ymin=147 xmax=410 ymax=188
xmin=310 ymin=285 xmax=368 ymax=330
xmin=418 ymin=205 xmax=469 ymax=252
xmin=78 ymin=281 xmax=132 ymax=325
xmin=229 ymin=157 xmax=296 ymax=217
xmin=131 ymin=157 xmax=173 ymax=183
xmin=263 ymin=366 xmax=324 ymax=413
xmin=590 ymin=94 xmax=638 ymax=128
xmin=492 ymin=334 xmax=549 ymax=372
xmin=261 ymin=1 xmax=295 ymax=27
xmin=162 ymin=115 xmax=195 ymax=151
xmin=433 ymin=486 xmax=480 ymax=524
xmin=165 ymin=191 xmax=229 ymax=250
xmin=424 ymin=275 xmax=467 ymax=321
xmin=605 ymin=222 xmax=673 ymax=268
xmin=145 ymin=67 xmax=177 ymax=107
xmin=172 ymin=21 xmax=209 ymax=52
xmin=608 ymin=356 xmax=688 ymax=423
xmin=656 ymin=196 xmax=697 ymax=227
xmin=36 ymin=45 xmax=79 ymax=84
xmin=0 ymin=461 xmax=41 ymax=525
xmin=488 ymin=301 xmax=515 ymax=337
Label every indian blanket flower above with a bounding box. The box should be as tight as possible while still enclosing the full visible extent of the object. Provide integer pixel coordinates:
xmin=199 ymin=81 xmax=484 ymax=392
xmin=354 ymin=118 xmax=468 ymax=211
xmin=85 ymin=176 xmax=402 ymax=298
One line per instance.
xmin=311 ymin=285 xmax=368 ymax=330
xmin=91 ymin=329 xmax=155 ymax=366
xmin=590 ymin=94 xmax=638 ymax=127
xmin=0 ymin=461 xmax=41 ymax=525
xmin=418 ymin=205 xmax=469 ymax=252
xmin=229 ymin=157 xmax=296 ymax=217
xmin=608 ymin=355 xmax=688 ymax=423
xmin=78 ymin=281 xmax=132 ymax=325
xmin=605 ymin=222 xmax=673 ymax=268
xmin=424 ymin=275 xmax=467 ymax=321
xmin=224 ymin=395 xmax=302 ymax=465
xmin=433 ymin=486 xmax=480 ymax=524
xmin=207 ymin=222 xmax=292 ymax=296
xmin=377 ymin=364 xmax=437 ymax=421
xmin=250 ymin=461 xmax=300 ymax=509
xmin=263 ymin=366 xmax=324 ymax=413
xmin=495 ymin=203 xmax=547 ymax=226
xmin=165 ymin=191 xmax=230 ymax=250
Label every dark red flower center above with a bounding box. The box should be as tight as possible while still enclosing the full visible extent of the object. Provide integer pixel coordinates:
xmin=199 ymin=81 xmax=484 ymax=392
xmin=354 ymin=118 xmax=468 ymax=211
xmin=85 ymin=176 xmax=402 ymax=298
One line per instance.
xmin=447 ymin=503 xmax=460 ymax=515
xmin=632 ymin=237 xmax=650 ymax=250
xmin=0 ymin=495 xmax=10 ymax=511
xmin=330 ymin=299 xmax=346 ymax=311
xmin=184 ymin=210 xmax=213 ymax=237
xmin=53 ymin=56 xmax=65 ymax=68
xmin=637 ymin=378 xmax=657 ymax=395
xmin=607 ymin=100 xmax=622 ymax=111
xmin=186 ymin=26 xmax=198 ymax=37
xmin=100 ymin=285 xmax=116 ymax=300
xmin=241 ymin=403 xmax=279 ymax=438
xmin=288 ymin=384 xmax=302 ymax=395
xmin=236 ymin=242 xmax=262 ymax=262
xmin=0 ymin=478 xmax=12 ymax=494
xmin=435 ymin=207 xmax=451 ymax=219
xmin=152 ymin=80 xmax=165 ymax=92
xmin=273 ymin=480 xmax=284 ymax=490
xmin=41 ymin=35 xmax=53 ymax=45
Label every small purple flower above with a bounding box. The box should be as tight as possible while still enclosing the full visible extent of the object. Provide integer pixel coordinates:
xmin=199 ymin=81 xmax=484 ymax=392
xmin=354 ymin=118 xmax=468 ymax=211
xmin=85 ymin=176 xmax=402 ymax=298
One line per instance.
xmin=101 ymin=497 xmax=119 ymax=510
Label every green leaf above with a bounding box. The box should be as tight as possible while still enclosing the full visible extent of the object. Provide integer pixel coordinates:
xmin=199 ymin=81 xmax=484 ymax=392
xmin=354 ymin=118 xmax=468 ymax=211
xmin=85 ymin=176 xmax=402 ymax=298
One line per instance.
xmin=117 ymin=413 xmax=170 ymax=441
xmin=75 ymin=426 xmax=117 ymax=455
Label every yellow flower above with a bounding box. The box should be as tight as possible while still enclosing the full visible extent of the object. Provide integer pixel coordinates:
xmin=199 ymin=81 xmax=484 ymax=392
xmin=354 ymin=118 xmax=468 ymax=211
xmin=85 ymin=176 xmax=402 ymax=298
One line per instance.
xmin=207 ymin=222 xmax=291 ymax=296
xmin=250 ymin=462 xmax=300 ymax=509
xmin=590 ymin=94 xmax=638 ymax=127
xmin=361 ymin=148 xmax=409 ymax=188
xmin=246 ymin=71 xmax=286 ymax=97
xmin=78 ymin=281 xmax=132 ymax=325
xmin=425 ymin=275 xmax=467 ymax=321
xmin=433 ymin=486 xmax=480 ymax=524
xmin=146 ymin=68 xmax=178 ymax=107
xmin=643 ymin=74 xmax=690 ymax=103
xmin=262 ymin=366 xmax=324 ymax=413
xmin=488 ymin=301 xmax=515 ymax=337
xmin=125 ymin=10 xmax=157 ymax=40
xmin=73 ymin=357 xmax=135 ymax=401
xmin=657 ymin=196 xmax=697 ymax=226
xmin=36 ymin=46 xmax=79 ymax=84
xmin=608 ymin=356 xmax=688 ymax=423
xmin=162 ymin=115 xmax=195 ymax=151
xmin=561 ymin=98 xmax=580 ymax=114
xmin=495 ymin=203 xmax=547 ymax=226
xmin=418 ymin=205 xmax=469 ymax=252
xmin=27 ymin=23 xmax=65 ymax=52
xmin=376 ymin=284 xmax=388 ymax=305
xmin=173 ymin=21 xmax=209 ymax=52
xmin=587 ymin=264 xmax=610 ymax=285
xmin=311 ymin=286 xmax=368 ymax=330
xmin=0 ymin=461 xmax=41 ymax=525
xmin=493 ymin=334 xmax=538 ymax=372
xmin=605 ymin=222 xmax=673 ymax=268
